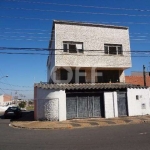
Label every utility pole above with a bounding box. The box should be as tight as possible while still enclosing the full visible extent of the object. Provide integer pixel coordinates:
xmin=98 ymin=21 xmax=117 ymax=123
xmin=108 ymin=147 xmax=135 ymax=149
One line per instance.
xmin=143 ymin=65 xmax=146 ymax=86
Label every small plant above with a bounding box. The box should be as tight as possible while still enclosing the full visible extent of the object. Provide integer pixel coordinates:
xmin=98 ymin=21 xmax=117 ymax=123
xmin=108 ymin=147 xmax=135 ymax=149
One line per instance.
xmin=18 ymin=101 xmax=26 ymax=108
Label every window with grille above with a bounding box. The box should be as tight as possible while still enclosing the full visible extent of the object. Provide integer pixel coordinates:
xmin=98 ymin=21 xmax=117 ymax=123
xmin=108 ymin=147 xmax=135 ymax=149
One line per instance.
xmin=104 ymin=44 xmax=123 ymax=55
xmin=63 ymin=42 xmax=83 ymax=53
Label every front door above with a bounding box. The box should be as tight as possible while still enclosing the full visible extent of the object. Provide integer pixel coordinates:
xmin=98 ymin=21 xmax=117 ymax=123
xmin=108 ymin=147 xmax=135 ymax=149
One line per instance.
xmin=117 ymin=92 xmax=128 ymax=116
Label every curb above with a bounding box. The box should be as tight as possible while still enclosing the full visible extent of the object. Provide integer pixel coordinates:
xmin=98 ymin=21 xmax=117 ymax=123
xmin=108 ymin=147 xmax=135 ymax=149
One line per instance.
xmin=9 ymin=119 xmax=150 ymax=130
xmin=10 ymin=123 xmax=73 ymax=130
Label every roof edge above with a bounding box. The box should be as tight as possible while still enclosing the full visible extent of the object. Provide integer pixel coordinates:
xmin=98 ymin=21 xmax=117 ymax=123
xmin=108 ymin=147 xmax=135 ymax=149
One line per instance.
xmin=53 ymin=20 xmax=128 ymax=30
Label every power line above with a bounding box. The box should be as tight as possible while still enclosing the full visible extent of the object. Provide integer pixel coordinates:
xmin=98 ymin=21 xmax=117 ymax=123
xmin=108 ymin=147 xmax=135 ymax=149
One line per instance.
xmin=0 ymin=28 xmax=150 ymax=36
xmin=0 ymin=35 xmax=49 ymax=39
xmin=1 ymin=6 xmax=150 ymax=17
xmin=0 ymin=31 xmax=49 ymax=35
xmin=0 ymin=47 xmax=147 ymax=52
xmin=0 ymin=88 xmax=32 ymax=91
xmin=1 ymin=16 xmax=150 ymax=25
xmin=0 ymin=27 xmax=50 ymax=32
xmin=1 ymin=36 xmax=148 ymax=42
xmin=0 ymin=88 xmax=9 ymax=95
xmin=4 ymin=0 xmax=150 ymax=12
xmin=0 ymin=37 xmax=150 ymax=42
xmin=0 ymin=34 xmax=150 ymax=39
xmin=0 ymin=30 xmax=150 ymax=37
xmin=0 ymin=38 xmax=49 ymax=41
xmin=0 ymin=51 xmax=150 ymax=57
xmin=1 ymin=47 xmax=150 ymax=53
xmin=0 ymin=81 xmax=33 ymax=88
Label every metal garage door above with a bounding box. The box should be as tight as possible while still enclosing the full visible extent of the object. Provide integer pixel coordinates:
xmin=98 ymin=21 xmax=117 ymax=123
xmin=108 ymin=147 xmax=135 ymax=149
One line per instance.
xmin=66 ymin=97 xmax=77 ymax=119
xmin=66 ymin=95 xmax=102 ymax=119
xmin=117 ymin=92 xmax=128 ymax=116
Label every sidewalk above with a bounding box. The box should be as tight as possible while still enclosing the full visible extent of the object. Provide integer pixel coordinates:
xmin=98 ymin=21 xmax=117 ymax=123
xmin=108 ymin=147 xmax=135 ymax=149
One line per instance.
xmin=10 ymin=113 xmax=150 ymax=130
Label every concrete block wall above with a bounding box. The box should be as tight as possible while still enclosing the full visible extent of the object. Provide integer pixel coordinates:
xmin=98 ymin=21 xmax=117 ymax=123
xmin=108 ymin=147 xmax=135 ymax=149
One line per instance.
xmin=35 ymin=88 xmax=66 ymax=121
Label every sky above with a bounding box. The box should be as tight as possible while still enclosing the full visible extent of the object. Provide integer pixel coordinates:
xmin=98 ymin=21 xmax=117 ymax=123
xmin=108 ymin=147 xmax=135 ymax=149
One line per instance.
xmin=0 ymin=0 xmax=150 ymax=99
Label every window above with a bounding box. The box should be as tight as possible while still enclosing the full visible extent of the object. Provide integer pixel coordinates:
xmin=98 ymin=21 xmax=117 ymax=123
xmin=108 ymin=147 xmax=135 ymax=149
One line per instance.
xmin=136 ymin=95 xmax=139 ymax=100
xmin=63 ymin=42 xmax=83 ymax=53
xmin=104 ymin=44 xmax=123 ymax=55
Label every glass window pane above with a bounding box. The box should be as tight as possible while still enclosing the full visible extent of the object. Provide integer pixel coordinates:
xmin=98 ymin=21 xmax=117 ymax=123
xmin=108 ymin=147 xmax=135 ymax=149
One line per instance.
xmin=76 ymin=44 xmax=83 ymax=53
xmin=109 ymin=46 xmax=117 ymax=55
xmin=69 ymin=44 xmax=77 ymax=53
xmin=76 ymin=44 xmax=82 ymax=49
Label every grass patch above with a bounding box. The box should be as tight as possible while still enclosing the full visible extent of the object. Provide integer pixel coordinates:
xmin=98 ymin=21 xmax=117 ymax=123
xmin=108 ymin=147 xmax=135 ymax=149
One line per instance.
xmin=26 ymin=105 xmax=34 ymax=111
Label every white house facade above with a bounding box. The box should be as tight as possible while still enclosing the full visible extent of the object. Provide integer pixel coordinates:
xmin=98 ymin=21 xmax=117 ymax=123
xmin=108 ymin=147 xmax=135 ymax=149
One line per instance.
xmin=47 ymin=20 xmax=131 ymax=84
xmin=34 ymin=83 xmax=150 ymax=121
xmin=34 ymin=20 xmax=150 ymax=121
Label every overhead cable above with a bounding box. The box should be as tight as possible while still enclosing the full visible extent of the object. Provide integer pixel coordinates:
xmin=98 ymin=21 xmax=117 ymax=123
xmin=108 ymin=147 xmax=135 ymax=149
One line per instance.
xmin=4 ymin=0 xmax=150 ymax=12
xmin=1 ymin=6 xmax=150 ymax=17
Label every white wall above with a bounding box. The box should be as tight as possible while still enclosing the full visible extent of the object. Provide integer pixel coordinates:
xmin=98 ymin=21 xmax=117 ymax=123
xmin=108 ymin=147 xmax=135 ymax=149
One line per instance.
xmin=127 ymin=88 xmax=150 ymax=116
xmin=0 ymin=95 xmax=3 ymax=106
xmin=36 ymin=88 xmax=66 ymax=121
xmin=47 ymin=30 xmax=56 ymax=82
xmin=104 ymin=92 xmax=118 ymax=118
xmin=55 ymin=23 xmax=131 ymax=69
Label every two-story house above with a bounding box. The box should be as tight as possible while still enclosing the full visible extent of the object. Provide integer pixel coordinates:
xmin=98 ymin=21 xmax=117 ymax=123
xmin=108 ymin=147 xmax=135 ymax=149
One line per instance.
xmin=47 ymin=20 xmax=131 ymax=84
xmin=34 ymin=20 xmax=150 ymax=121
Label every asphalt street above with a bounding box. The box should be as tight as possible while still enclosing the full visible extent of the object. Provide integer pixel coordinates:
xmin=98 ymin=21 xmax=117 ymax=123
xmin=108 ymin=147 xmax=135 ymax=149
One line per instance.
xmin=0 ymin=112 xmax=150 ymax=150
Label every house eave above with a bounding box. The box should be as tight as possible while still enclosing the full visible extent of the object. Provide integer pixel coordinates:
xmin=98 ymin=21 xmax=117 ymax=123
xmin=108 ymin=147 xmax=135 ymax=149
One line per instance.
xmin=34 ymin=83 xmax=147 ymax=90
xmin=53 ymin=20 xmax=128 ymax=30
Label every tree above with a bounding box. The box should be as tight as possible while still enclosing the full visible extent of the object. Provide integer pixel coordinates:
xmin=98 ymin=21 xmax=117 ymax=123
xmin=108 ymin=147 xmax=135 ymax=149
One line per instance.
xmin=18 ymin=101 xmax=26 ymax=108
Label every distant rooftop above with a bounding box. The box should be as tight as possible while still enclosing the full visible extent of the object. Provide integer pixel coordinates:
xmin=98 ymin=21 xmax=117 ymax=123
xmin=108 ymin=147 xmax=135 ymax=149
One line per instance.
xmin=131 ymin=71 xmax=149 ymax=76
xmin=53 ymin=20 xmax=128 ymax=30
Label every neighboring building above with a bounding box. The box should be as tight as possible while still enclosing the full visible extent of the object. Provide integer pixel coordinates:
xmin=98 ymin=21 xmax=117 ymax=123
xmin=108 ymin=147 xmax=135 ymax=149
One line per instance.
xmin=126 ymin=71 xmax=150 ymax=86
xmin=0 ymin=94 xmax=12 ymax=106
xmin=34 ymin=20 xmax=150 ymax=121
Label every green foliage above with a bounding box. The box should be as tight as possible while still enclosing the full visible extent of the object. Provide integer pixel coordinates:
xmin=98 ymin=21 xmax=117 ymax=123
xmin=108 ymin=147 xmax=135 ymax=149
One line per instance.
xmin=26 ymin=105 xmax=34 ymax=111
xmin=28 ymin=100 xmax=34 ymax=105
xmin=18 ymin=101 xmax=26 ymax=108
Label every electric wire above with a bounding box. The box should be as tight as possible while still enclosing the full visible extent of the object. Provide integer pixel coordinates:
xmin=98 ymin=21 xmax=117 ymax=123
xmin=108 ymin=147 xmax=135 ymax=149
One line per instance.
xmin=1 ymin=6 xmax=150 ymax=17
xmin=4 ymin=0 xmax=150 ymax=12
xmin=1 ymin=16 xmax=150 ymax=25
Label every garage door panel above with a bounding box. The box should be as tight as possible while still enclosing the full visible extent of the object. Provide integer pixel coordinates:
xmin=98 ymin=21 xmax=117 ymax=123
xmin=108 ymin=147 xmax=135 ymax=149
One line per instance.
xmin=93 ymin=96 xmax=101 ymax=117
xmin=78 ymin=97 xmax=88 ymax=118
xmin=88 ymin=97 xmax=93 ymax=117
xmin=66 ymin=97 xmax=77 ymax=119
xmin=66 ymin=94 xmax=103 ymax=119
